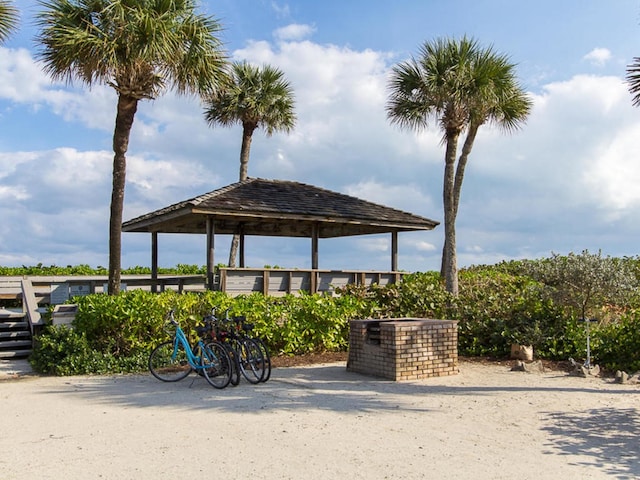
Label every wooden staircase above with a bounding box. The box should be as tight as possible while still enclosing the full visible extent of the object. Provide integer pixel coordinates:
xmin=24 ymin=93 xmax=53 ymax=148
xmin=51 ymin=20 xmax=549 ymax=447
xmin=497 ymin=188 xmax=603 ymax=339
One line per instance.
xmin=0 ymin=278 xmax=44 ymax=359
xmin=0 ymin=310 xmax=32 ymax=358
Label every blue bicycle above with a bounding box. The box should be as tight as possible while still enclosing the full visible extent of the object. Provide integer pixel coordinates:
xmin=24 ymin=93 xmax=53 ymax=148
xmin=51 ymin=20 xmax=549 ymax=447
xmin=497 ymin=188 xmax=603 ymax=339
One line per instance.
xmin=148 ymin=310 xmax=232 ymax=389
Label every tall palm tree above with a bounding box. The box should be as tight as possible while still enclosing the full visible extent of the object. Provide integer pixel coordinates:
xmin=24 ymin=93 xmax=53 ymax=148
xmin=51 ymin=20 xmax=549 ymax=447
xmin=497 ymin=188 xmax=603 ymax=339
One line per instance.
xmin=36 ymin=0 xmax=227 ymax=294
xmin=203 ymin=61 xmax=296 ymax=267
xmin=0 ymin=0 xmax=18 ymax=43
xmin=627 ymin=57 xmax=640 ymax=106
xmin=387 ymin=37 xmax=531 ymax=295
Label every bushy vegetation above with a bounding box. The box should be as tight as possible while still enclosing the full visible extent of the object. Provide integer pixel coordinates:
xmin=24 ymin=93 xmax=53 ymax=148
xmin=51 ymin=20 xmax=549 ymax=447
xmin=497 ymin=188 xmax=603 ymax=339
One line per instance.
xmin=0 ymin=263 xmax=206 ymax=276
xmin=25 ymin=251 xmax=640 ymax=375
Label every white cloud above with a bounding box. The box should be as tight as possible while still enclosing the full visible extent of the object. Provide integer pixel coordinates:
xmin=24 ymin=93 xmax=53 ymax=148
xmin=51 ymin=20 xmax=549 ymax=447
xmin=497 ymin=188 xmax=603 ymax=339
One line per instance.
xmin=270 ymin=1 xmax=291 ymax=18
xmin=471 ymin=74 xmax=638 ymax=210
xmin=0 ymin=47 xmax=114 ymax=128
xmin=583 ymin=47 xmax=612 ymax=67
xmin=359 ymin=237 xmax=389 ymax=253
xmin=0 ymin=184 xmax=29 ymax=201
xmin=0 ymin=48 xmax=51 ymax=102
xmin=414 ymin=240 xmax=436 ymax=252
xmin=0 ymin=151 xmax=37 ymax=179
xmin=583 ymin=122 xmax=640 ymax=212
xmin=274 ymin=23 xmax=316 ymax=42
xmin=344 ymin=180 xmax=437 ymax=219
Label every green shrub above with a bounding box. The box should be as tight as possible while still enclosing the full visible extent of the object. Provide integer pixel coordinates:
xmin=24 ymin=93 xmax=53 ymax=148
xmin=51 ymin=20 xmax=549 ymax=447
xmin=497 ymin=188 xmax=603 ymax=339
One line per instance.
xmin=587 ymin=313 xmax=640 ymax=372
xmin=24 ymin=252 xmax=640 ymax=375
xmin=30 ymin=325 xmax=97 ymax=375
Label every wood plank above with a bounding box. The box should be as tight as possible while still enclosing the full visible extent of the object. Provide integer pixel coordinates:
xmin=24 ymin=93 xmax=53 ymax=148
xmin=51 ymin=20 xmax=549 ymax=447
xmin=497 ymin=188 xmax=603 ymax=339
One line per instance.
xmin=0 ymin=331 xmax=30 ymax=339
xmin=0 ymin=279 xmax=22 ymax=300
xmin=0 ymin=308 xmax=26 ymax=319
xmin=0 ymin=349 xmax=32 ymax=359
xmin=0 ymin=322 xmax=29 ymax=329
xmin=21 ymin=279 xmax=43 ymax=331
xmin=0 ymin=340 xmax=32 ymax=348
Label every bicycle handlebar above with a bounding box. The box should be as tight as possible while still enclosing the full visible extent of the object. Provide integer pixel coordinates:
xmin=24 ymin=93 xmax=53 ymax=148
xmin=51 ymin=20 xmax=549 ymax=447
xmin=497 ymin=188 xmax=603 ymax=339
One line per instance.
xmin=165 ymin=309 xmax=179 ymax=326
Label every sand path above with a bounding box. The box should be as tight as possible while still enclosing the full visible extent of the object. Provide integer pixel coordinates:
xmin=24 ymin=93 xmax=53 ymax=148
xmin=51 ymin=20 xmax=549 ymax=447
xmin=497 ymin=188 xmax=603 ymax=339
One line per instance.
xmin=1 ymin=360 xmax=638 ymax=479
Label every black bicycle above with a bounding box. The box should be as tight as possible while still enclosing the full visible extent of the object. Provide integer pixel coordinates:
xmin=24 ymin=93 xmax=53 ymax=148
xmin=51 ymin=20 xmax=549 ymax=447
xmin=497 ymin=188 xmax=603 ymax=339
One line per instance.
xmin=202 ymin=309 xmax=268 ymax=384
xmin=230 ymin=314 xmax=272 ymax=383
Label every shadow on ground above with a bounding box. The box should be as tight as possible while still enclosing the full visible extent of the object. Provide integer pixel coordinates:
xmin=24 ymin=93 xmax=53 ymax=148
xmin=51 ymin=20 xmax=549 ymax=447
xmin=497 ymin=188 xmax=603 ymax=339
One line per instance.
xmin=36 ymin=363 xmax=637 ymax=415
xmin=541 ymin=407 xmax=640 ymax=479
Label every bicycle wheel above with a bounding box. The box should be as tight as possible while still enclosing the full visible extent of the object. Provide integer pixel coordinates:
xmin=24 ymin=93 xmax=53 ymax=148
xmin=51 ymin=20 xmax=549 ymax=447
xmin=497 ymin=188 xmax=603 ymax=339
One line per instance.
xmin=253 ymin=337 xmax=272 ymax=383
xmin=149 ymin=340 xmax=192 ymax=382
xmin=201 ymin=341 xmax=232 ymax=389
xmin=223 ymin=343 xmax=241 ymax=386
xmin=235 ymin=338 xmax=265 ymax=384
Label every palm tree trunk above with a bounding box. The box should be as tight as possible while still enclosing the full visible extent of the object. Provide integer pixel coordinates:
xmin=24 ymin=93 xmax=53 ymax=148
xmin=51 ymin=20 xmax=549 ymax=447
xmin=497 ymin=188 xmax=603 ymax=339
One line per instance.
xmin=452 ymin=123 xmax=479 ymax=218
xmin=108 ymin=94 xmax=138 ymax=295
xmin=238 ymin=126 xmax=253 ymax=181
xmin=442 ymin=129 xmax=461 ymax=296
xmin=228 ymin=125 xmax=255 ymax=267
xmin=441 ymin=123 xmax=479 ymax=295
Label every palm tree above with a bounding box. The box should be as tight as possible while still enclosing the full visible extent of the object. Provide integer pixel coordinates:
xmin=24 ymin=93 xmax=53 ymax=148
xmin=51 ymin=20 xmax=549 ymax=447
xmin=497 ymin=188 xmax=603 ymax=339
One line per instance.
xmin=203 ymin=61 xmax=296 ymax=267
xmin=627 ymin=57 xmax=640 ymax=106
xmin=387 ymin=37 xmax=531 ymax=295
xmin=0 ymin=0 xmax=18 ymax=43
xmin=36 ymin=0 xmax=227 ymax=294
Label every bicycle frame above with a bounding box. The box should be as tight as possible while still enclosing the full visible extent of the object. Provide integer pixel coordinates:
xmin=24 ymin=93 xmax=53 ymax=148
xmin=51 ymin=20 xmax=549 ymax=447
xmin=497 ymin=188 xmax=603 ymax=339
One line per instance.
xmin=171 ymin=323 xmax=208 ymax=370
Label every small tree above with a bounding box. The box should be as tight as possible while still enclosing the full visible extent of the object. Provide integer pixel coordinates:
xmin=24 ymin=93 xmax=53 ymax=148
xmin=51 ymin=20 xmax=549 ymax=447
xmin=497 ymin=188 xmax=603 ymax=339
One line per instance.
xmin=522 ymin=250 xmax=636 ymax=321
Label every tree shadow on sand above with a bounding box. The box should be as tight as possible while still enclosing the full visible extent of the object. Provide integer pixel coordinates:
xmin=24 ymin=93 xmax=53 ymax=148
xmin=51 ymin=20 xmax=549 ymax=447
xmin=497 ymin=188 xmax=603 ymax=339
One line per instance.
xmin=37 ymin=364 xmax=639 ymax=417
xmin=541 ymin=407 xmax=640 ymax=479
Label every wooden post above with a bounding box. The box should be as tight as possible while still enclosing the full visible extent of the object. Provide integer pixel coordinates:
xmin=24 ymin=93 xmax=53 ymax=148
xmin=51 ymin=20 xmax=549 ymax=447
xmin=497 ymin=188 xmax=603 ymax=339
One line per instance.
xmin=263 ymin=269 xmax=269 ymax=295
xmin=311 ymin=223 xmax=319 ymax=269
xmin=206 ymin=216 xmax=215 ymax=290
xmin=151 ymin=231 xmax=158 ymax=293
xmin=391 ymin=231 xmax=398 ymax=272
xmin=239 ymin=225 xmax=245 ymax=268
xmin=311 ymin=223 xmax=319 ymax=293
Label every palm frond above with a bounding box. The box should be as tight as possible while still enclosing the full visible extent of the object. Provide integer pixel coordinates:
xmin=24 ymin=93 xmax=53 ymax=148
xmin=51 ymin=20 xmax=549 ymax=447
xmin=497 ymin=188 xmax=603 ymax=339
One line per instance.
xmin=0 ymin=0 xmax=19 ymax=43
xmin=35 ymin=0 xmax=227 ymax=98
xmin=626 ymin=57 xmax=640 ymax=107
xmin=203 ymin=60 xmax=296 ymax=136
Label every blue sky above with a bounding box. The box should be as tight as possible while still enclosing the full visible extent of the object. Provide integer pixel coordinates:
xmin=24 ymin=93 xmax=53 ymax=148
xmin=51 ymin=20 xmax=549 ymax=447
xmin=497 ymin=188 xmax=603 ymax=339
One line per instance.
xmin=1 ymin=0 xmax=640 ymax=272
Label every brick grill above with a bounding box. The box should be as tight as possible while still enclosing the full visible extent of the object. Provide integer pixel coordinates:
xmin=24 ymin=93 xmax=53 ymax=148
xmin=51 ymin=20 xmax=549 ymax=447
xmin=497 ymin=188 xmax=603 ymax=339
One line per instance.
xmin=347 ymin=318 xmax=458 ymax=381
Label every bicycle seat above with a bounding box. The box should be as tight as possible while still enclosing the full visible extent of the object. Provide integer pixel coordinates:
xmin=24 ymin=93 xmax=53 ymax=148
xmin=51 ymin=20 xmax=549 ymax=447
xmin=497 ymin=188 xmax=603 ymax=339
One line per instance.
xmin=196 ymin=326 xmax=210 ymax=336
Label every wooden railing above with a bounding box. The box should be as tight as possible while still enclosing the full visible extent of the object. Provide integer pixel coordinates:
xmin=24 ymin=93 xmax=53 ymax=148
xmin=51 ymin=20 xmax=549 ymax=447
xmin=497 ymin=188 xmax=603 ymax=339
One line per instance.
xmin=217 ymin=268 xmax=404 ymax=296
xmin=0 ymin=269 xmax=406 ymax=305
xmin=0 ymin=275 xmax=206 ymax=305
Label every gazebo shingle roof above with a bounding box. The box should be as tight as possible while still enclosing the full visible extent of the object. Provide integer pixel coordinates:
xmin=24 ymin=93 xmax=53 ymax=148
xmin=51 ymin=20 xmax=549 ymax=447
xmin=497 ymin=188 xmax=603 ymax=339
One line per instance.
xmin=122 ymin=178 xmax=439 ymax=238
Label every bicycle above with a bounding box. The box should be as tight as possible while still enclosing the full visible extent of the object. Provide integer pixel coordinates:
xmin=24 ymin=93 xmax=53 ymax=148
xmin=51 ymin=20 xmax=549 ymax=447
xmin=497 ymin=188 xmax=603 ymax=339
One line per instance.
xmin=148 ymin=310 xmax=233 ymax=389
xmin=204 ymin=309 xmax=266 ymax=384
xmin=200 ymin=311 xmax=241 ymax=387
xmin=230 ymin=314 xmax=272 ymax=383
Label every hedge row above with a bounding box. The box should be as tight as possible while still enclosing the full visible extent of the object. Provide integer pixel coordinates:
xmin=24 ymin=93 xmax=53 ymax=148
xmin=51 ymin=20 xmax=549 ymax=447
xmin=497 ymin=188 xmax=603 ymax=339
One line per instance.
xmin=28 ymin=252 xmax=640 ymax=375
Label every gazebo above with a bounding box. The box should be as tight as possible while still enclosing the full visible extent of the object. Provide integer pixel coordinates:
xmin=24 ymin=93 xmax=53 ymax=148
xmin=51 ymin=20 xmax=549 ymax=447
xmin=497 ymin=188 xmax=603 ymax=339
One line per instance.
xmin=122 ymin=178 xmax=439 ymax=291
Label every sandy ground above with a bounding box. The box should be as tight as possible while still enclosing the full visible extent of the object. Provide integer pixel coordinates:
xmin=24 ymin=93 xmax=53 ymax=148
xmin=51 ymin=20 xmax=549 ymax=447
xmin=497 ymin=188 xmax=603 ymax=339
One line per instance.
xmin=1 ymin=359 xmax=639 ymax=480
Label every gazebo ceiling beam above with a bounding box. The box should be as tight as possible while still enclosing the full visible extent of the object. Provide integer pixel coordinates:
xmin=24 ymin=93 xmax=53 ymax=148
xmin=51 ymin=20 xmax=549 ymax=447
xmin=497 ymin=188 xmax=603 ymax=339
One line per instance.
xmin=136 ymin=212 xmax=431 ymax=238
